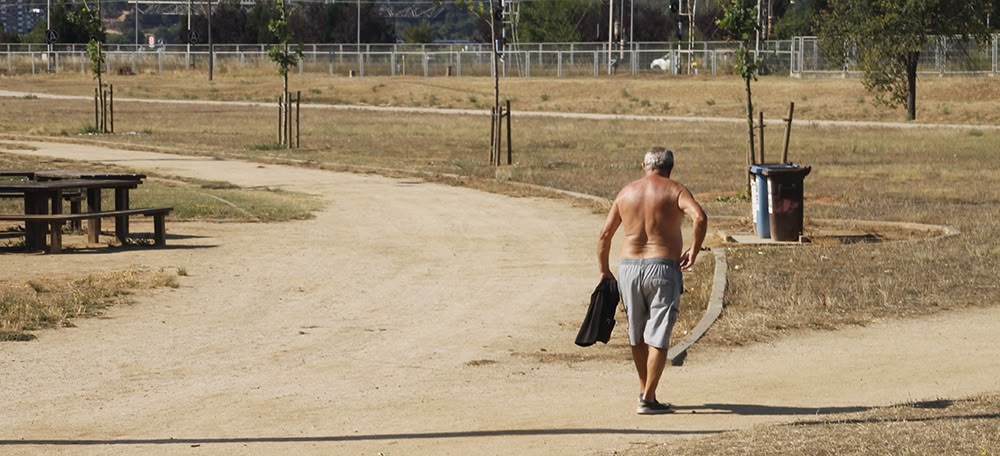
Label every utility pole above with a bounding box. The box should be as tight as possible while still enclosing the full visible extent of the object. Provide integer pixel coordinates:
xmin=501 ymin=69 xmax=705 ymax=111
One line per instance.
xmin=629 ymin=0 xmax=634 ymax=46
xmin=46 ymin=0 xmax=51 ymax=72
xmin=607 ymin=0 xmax=613 ymax=74
xmin=208 ymin=0 xmax=213 ymax=81
xmin=755 ymin=0 xmax=762 ymax=61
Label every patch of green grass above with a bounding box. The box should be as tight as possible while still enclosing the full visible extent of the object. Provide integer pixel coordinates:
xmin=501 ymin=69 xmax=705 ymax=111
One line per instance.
xmin=249 ymin=142 xmax=287 ymax=151
xmin=131 ymin=181 xmax=321 ymax=222
xmin=21 ymin=94 xmax=38 ymax=100
xmin=706 ymin=98 xmax=716 ymax=106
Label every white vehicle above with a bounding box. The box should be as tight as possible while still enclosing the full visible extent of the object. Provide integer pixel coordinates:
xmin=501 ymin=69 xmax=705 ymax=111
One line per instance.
xmin=650 ymin=57 xmax=671 ymax=71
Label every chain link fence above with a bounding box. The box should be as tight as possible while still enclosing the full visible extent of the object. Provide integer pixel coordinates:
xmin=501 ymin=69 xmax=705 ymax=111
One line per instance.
xmin=2 ymin=36 xmax=997 ymax=78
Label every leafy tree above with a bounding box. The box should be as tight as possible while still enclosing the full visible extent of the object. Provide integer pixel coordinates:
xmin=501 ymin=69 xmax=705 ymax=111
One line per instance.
xmin=819 ymin=0 xmax=992 ymax=120
xmin=23 ymin=0 xmax=105 ymax=44
xmin=716 ymin=0 xmax=761 ymax=182
xmin=0 ymin=24 xmax=19 ymax=44
xmin=268 ymin=0 xmax=302 ymax=97
xmin=400 ymin=19 xmax=435 ymax=43
xmin=247 ymin=0 xmax=281 ymax=43
xmin=773 ymin=0 xmax=828 ymax=39
xmin=630 ymin=1 xmax=674 ymax=42
xmin=519 ymin=0 xmax=597 ymax=43
xmin=190 ymin=0 xmax=251 ymax=44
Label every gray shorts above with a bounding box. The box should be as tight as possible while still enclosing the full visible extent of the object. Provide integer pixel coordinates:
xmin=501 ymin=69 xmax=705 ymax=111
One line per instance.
xmin=617 ymin=258 xmax=682 ymax=349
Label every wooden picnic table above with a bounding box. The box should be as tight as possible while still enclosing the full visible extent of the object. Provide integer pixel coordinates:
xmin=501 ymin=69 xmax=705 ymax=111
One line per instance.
xmin=0 ymin=170 xmax=36 ymax=179
xmin=33 ymin=170 xmax=146 ymax=182
xmin=29 ymin=170 xmax=146 ymax=238
xmin=0 ymin=178 xmax=141 ymax=251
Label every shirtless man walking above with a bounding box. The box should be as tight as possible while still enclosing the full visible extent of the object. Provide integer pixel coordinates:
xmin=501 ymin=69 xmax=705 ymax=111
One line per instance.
xmin=597 ymin=147 xmax=707 ymax=415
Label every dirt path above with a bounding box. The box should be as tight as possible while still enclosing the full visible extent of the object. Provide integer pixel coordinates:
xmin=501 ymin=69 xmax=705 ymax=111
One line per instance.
xmin=2 ymin=141 xmax=999 ymax=456
xmin=3 ymin=89 xmax=999 ymax=130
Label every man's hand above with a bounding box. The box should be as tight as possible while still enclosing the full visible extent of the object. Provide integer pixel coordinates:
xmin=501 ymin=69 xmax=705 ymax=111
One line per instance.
xmin=679 ymin=248 xmax=697 ymax=270
xmin=600 ymin=270 xmax=615 ymax=281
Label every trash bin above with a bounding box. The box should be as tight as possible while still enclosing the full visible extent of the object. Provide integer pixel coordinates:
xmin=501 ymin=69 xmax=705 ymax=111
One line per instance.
xmin=748 ymin=164 xmax=799 ymax=239
xmin=761 ymin=165 xmax=811 ymax=242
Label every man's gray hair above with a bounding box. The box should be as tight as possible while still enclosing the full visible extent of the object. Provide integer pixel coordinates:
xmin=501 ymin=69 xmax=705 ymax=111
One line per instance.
xmin=643 ymin=147 xmax=674 ymax=173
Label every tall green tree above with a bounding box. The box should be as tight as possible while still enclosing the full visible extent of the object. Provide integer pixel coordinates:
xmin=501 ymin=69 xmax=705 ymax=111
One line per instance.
xmin=773 ymin=0 xmax=829 ymax=39
xmin=400 ymin=19 xmax=435 ymax=43
xmin=2 ymin=24 xmax=23 ymax=43
xmin=518 ymin=0 xmax=599 ymax=42
xmin=819 ymin=0 xmax=993 ymax=120
xmin=23 ymin=0 xmax=105 ymax=43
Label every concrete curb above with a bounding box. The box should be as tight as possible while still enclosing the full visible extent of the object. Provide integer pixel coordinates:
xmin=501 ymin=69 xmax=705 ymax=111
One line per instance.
xmin=667 ymin=248 xmax=727 ymax=366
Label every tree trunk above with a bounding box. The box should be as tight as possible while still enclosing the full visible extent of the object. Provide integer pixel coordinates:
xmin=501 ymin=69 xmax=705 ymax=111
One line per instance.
xmin=905 ymin=51 xmax=919 ymax=121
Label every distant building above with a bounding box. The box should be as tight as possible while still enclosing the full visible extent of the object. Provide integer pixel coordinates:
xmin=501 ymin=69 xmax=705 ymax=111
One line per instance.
xmin=1 ymin=1 xmax=44 ymax=35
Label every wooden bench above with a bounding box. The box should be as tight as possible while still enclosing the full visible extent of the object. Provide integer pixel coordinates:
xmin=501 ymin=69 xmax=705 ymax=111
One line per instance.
xmin=0 ymin=207 xmax=172 ymax=253
xmin=1 ymin=190 xmax=88 ymax=230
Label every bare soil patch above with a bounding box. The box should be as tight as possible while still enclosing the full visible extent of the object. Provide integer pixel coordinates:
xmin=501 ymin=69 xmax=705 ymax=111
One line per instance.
xmin=1 ymin=141 xmax=998 ymax=456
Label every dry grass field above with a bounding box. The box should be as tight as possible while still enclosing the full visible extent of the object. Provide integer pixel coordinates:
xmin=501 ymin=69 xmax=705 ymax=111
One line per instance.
xmin=2 ymin=72 xmax=999 ymax=453
xmin=2 ymin=73 xmax=999 ymax=349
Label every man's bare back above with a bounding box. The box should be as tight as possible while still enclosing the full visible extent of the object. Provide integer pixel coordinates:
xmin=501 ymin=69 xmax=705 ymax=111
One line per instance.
xmin=598 ymin=154 xmax=706 ymax=276
xmin=615 ymin=174 xmax=690 ymax=261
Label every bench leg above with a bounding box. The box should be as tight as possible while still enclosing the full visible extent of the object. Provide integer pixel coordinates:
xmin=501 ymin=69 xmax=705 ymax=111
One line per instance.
xmin=153 ymin=214 xmax=166 ymax=247
xmin=115 ymin=188 xmax=129 ymax=243
xmin=69 ymin=198 xmax=82 ymax=231
xmin=87 ymin=188 xmax=101 ymax=244
xmin=49 ymin=221 xmax=63 ymax=254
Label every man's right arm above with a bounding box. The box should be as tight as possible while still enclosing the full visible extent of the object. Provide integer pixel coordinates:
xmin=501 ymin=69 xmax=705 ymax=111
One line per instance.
xmin=598 ymin=200 xmax=622 ymax=280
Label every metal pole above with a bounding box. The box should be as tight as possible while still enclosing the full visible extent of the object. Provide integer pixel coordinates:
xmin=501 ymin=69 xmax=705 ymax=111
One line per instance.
xmin=135 ymin=1 xmax=139 ymax=49
xmin=607 ymin=0 xmax=613 ymax=74
xmin=629 ymin=0 xmax=633 ymax=45
xmin=47 ymin=0 xmax=52 ymax=72
xmin=187 ymin=0 xmax=191 ymax=67
xmin=208 ymin=0 xmax=213 ymax=81
xmin=356 ymin=0 xmax=361 ymax=49
xmin=755 ymin=0 xmax=762 ymax=60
